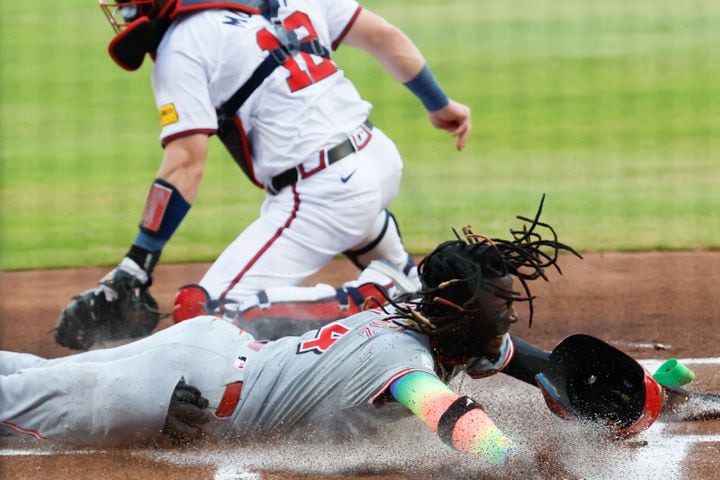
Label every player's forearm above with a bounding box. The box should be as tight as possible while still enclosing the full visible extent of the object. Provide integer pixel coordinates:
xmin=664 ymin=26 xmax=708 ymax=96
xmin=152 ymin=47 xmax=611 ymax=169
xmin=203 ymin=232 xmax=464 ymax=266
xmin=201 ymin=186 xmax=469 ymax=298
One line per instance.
xmin=157 ymin=133 xmax=209 ymax=202
xmin=364 ymin=28 xmax=424 ymax=83
xmin=127 ymin=134 xmax=208 ymax=273
xmin=390 ymin=371 xmax=515 ymax=465
xmin=343 ymin=9 xmax=425 ymax=83
xmin=501 ymin=334 xmax=551 ymax=386
xmin=344 ymin=9 xmax=448 ymax=113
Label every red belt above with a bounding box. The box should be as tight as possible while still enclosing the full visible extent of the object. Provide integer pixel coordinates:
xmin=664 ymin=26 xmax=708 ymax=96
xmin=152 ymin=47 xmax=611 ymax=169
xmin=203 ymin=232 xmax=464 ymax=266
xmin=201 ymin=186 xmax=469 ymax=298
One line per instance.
xmin=216 ymin=381 xmax=243 ymax=418
xmin=216 ymin=339 xmax=268 ymax=417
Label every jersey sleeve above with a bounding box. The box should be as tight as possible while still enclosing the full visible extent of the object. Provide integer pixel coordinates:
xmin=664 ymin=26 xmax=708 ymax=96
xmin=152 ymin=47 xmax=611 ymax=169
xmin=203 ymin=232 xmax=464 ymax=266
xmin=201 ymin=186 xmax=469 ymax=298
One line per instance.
xmin=361 ymin=330 xmax=437 ymax=406
xmin=152 ymin=23 xmax=219 ymax=145
xmin=465 ymin=333 xmax=515 ymax=379
xmin=316 ymin=0 xmax=362 ymax=49
xmin=390 ymin=371 xmax=516 ymax=466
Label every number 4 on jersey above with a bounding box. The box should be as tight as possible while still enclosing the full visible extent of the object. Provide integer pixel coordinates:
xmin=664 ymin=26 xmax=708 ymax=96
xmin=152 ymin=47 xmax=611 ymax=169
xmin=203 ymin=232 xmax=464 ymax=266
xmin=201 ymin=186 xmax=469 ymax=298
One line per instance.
xmin=297 ymin=323 xmax=350 ymax=355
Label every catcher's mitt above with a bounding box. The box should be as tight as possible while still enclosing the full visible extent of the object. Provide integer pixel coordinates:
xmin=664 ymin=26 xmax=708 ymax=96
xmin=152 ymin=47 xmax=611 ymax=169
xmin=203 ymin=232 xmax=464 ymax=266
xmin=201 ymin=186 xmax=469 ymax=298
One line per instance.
xmin=55 ymin=268 xmax=161 ymax=350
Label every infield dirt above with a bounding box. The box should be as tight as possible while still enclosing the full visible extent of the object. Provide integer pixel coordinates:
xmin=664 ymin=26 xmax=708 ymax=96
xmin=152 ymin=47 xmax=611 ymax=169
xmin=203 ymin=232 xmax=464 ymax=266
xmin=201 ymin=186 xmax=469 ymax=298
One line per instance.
xmin=2 ymin=252 xmax=720 ymax=479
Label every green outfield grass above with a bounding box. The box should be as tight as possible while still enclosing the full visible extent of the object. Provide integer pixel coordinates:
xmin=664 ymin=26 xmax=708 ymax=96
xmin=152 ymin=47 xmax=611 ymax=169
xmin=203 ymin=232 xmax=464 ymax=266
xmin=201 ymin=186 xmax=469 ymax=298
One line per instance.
xmin=1 ymin=0 xmax=719 ymax=270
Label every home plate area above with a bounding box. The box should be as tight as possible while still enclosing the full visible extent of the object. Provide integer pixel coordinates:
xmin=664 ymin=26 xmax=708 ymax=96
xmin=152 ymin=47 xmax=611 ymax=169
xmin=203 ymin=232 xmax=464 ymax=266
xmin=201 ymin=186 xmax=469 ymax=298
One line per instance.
xmin=2 ymin=252 xmax=720 ymax=479
xmin=2 ymin=358 xmax=719 ymax=480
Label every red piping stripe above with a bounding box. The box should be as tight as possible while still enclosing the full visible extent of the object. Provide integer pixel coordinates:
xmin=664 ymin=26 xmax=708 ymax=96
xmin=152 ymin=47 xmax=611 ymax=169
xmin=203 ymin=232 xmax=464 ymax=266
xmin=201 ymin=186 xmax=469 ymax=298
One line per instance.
xmin=161 ymin=129 xmax=216 ymax=147
xmin=332 ymin=6 xmax=362 ymax=51
xmin=220 ymin=185 xmax=301 ymax=299
xmin=233 ymin=117 xmax=263 ymax=188
xmin=2 ymin=421 xmax=46 ymax=440
xmin=499 ymin=335 xmax=515 ymax=371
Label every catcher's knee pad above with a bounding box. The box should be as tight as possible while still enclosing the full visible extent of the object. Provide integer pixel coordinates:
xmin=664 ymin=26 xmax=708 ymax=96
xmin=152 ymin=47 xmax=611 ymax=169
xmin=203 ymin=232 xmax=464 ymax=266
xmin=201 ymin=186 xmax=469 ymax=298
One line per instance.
xmin=173 ymin=284 xmax=212 ymax=324
xmin=346 ymin=210 xmax=414 ymax=274
xmin=234 ymin=285 xmax=388 ymax=340
xmin=236 ymin=283 xmax=387 ymax=323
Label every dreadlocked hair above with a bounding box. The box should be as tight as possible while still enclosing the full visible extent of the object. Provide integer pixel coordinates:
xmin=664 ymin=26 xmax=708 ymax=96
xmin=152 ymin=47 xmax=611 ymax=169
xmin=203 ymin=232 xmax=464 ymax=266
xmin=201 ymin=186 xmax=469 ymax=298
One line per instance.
xmin=381 ymin=194 xmax=582 ymax=333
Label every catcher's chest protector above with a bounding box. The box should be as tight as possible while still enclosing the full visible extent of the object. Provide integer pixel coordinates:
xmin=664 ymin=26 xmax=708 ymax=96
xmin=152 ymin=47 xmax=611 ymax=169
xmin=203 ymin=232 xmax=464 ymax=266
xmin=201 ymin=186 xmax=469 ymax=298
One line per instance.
xmin=214 ymin=0 xmax=331 ymax=185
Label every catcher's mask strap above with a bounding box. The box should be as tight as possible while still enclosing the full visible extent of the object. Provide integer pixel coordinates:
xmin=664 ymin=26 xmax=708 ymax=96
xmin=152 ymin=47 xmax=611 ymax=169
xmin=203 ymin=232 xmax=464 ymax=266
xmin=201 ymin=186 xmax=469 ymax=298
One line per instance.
xmin=108 ymin=16 xmax=171 ymax=71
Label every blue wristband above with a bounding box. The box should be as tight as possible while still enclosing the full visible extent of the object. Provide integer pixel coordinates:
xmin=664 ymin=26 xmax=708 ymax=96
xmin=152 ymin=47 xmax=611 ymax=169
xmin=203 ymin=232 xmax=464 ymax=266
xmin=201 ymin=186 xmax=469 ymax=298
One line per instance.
xmin=134 ymin=178 xmax=191 ymax=252
xmin=403 ymin=64 xmax=449 ymax=112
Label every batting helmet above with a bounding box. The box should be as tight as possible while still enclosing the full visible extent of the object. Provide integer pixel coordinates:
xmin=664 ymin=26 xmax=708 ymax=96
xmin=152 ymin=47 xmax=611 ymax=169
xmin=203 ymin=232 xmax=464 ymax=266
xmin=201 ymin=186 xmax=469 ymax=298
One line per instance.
xmin=536 ymin=334 xmax=663 ymax=438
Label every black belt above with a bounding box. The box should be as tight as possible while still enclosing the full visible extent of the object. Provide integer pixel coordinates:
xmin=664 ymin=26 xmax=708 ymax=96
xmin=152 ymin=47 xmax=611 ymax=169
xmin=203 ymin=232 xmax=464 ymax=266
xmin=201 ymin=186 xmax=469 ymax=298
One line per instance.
xmin=269 ymin=119 xmax=373 ymax=194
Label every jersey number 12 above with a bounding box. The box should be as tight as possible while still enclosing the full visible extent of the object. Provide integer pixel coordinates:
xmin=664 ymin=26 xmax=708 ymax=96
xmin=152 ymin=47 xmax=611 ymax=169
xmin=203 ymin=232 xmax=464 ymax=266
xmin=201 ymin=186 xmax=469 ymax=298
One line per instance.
xmin=257 ymin=11 xmax=338 ymax=92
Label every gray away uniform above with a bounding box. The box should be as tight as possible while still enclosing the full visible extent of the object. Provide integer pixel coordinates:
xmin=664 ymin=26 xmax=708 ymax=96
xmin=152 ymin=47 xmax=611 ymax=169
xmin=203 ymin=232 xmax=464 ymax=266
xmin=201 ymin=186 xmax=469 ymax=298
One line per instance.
xmin=0 ymin=311 xmax=512 ymax=445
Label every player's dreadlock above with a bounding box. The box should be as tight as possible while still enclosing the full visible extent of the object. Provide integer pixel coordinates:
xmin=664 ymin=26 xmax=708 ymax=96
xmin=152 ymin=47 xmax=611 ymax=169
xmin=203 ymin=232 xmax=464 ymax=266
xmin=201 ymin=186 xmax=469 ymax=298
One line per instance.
xmin=383 ymin=194 xmax=581 ymax=333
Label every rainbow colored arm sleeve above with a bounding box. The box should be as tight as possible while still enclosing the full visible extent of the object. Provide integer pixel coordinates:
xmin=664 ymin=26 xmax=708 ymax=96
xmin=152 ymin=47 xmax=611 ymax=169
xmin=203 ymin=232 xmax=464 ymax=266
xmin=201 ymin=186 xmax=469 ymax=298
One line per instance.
xmin=389 ymin=371 xmax=515 ymax=466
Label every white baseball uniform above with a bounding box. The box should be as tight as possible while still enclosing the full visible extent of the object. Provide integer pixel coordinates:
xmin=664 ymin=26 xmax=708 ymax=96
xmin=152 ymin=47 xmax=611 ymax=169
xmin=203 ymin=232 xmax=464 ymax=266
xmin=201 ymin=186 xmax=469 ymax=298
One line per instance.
xmin=0 ymin=313 xmax=512 ymax=445
xmin=152 ymin=1 xmax=414 ymax=311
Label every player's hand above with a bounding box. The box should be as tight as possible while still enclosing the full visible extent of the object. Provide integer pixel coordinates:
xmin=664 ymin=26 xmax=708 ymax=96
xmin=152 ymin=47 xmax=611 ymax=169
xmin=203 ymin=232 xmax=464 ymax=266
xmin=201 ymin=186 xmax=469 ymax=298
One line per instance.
xmin=428 ymin=99 xmax=471 ymax=151
xmin=163 ymin=379 xmax=210 ymax=445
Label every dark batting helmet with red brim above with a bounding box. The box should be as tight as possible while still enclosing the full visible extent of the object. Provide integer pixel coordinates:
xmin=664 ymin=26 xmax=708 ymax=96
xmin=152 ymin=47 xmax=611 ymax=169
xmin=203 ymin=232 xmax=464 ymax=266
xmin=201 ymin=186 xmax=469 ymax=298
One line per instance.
xmin=536 ymin=334 xmax=663 ymax=438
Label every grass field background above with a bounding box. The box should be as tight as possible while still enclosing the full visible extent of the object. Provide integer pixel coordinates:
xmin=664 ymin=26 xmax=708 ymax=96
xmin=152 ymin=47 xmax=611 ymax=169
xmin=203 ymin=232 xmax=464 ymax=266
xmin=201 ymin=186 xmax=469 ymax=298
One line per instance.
xmin=1 ymin=0 xmax=718 ymax=270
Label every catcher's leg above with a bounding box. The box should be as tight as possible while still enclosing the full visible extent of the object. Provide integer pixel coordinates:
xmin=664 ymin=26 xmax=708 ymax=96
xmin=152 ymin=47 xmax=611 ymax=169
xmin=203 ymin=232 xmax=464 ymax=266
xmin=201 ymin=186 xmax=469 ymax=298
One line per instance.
xmin=344 ymin=209 xmax=417 ymax=281
xmin=178 ymin=261 xmax=418 ymax=339
xmin=200 ymin=127 xmax=404 ymax=302
xmin=193 ymin=130 xmax=407 ymax=337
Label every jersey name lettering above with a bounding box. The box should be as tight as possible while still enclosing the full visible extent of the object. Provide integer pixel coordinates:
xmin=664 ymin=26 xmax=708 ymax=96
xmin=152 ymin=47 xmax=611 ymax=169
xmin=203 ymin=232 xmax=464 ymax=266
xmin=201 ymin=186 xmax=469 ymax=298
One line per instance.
xmin=223 ymin=12 xmax=251 ymax=27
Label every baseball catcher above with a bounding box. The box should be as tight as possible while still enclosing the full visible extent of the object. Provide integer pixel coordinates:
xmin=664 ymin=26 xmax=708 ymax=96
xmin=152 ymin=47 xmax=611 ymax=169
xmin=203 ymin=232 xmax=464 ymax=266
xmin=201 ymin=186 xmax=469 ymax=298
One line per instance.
xmin=6 ymin=198 xmax=719 ymax=473
xmin=55 ymin=0 xmax=474 ymax=349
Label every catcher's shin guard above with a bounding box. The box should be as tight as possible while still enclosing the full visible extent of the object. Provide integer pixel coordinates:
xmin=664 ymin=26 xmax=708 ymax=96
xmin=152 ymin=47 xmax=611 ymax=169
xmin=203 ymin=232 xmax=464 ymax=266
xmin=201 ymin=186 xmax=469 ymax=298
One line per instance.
xmin=227 ymin=261 xmax=418 ymax=339
xmin=173 ymin=284 xmax=213 ymax=323
xmin=228 ymin=283 xmax=390 ymax=340
xmin=238 ymin=283 xmax=385 ymax=322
